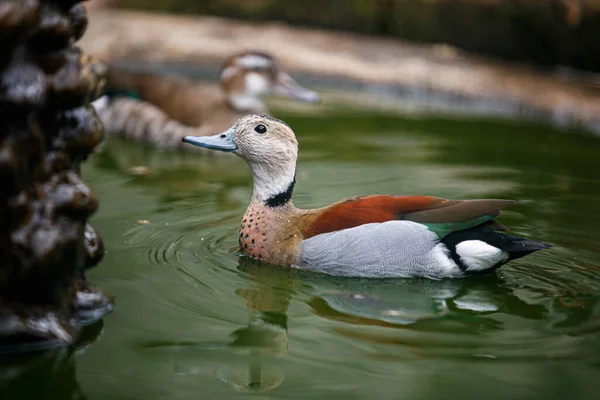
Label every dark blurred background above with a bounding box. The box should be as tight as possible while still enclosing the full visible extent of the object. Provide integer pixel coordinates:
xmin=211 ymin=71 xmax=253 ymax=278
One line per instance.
xmin=99 ymin=0 xmax=600 ymax=72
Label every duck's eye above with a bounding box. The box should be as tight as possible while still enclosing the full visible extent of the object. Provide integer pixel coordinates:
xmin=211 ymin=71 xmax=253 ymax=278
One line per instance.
xmin=254 ymin=124 xmax=267 ymax=134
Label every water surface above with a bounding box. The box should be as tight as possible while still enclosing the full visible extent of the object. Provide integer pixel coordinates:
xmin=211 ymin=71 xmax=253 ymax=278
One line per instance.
xmin=6 ymin=112 xmax=600 ymax=399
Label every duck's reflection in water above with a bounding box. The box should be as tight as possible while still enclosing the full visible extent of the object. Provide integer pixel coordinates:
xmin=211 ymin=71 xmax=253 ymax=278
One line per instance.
xmin=144 ymin=260 xmax=294 ymax=393
xmin=216 ymin=260 xmax=293 ymax=392
xmin=236 ymin=260 xmax=558 ymax=365
xmin=0 ymin=321 xmax=104 ymax=399
xmin=226 ymin=260 xmax=515 ymax=391
xmin=150 ymin=258 xmax=596 ymax=393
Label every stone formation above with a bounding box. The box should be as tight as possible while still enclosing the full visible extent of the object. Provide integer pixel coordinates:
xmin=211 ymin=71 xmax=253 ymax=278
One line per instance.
xmin=0 ymin=0 xmax=112 ymax=350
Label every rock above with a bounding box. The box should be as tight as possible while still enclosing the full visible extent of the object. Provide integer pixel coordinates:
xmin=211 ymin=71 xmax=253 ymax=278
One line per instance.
xmin=0 ymin=0 xmax=112 ymax=350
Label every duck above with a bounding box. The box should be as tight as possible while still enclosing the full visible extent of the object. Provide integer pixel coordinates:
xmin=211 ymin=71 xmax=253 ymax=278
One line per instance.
xmin=92 ymin=51 xmax=319 ymax=149
xmin=182 ymin=114 xmax=552 ymax=279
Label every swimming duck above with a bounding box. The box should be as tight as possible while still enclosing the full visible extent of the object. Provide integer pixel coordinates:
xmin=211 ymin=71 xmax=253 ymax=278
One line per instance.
xmin=93 ymin=51 xmax=319 ymax=149
xmin=182 ymin=114 xmax=551 ymax=279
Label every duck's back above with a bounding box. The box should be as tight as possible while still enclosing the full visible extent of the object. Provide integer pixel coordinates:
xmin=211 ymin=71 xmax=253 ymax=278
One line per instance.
xmin=290 ymin=195 xmax=550 ymax=279
xmin=96 ymin=69 xmax=257 ymax=148
xmin=105 ymin=68 xmax=228 ymax=127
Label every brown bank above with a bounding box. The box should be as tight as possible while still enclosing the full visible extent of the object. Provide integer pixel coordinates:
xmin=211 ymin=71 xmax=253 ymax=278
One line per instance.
xmin=81 ymin=8 xmax=600 ymax=134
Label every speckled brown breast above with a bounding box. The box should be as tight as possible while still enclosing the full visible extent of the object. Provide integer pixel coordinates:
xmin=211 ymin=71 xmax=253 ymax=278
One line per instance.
xmin=239 ymin=202 xmax=269 ymax=260
xmin=238 ymin=200 xmax=305 ymax=265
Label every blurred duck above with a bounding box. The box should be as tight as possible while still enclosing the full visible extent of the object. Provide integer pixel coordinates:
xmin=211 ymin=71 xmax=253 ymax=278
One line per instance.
xmin=93 ymin=51 xmax=319 ymax=149
xmin=182 ymin=114 xmax=552 ymax=279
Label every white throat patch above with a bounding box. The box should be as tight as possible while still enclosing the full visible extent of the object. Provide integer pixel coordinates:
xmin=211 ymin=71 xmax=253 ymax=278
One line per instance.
xmin=245 ymin=72 xmax=270 ymax=96
xmin=228 ymin=73 xmax=269 ymax=112
xmin=228 ymin=94 xmax=266 ymax=113
xmin=249 ymin=161 xmax=296 ymax=202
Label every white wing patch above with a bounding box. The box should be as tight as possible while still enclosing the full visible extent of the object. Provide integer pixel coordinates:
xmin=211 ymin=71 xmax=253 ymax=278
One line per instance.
xmin=431 ymin=243 xmax=460 ymax=273
xmin=455 ymin=240 xmax=508 ymax=271
xmin=91 ymin=95 xmax=109 ymax=113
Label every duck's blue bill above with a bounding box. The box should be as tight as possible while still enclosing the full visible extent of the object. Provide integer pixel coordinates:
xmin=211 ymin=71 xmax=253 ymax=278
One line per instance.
xmin=182 ymin=128 xmax=237 ymax=152
xmin=275 ymin=72 xmax=320 ymax=103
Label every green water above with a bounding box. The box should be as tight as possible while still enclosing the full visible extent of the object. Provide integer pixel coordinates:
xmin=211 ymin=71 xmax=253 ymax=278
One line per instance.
xmin=4 ymin=113 xmax=600 ymax=399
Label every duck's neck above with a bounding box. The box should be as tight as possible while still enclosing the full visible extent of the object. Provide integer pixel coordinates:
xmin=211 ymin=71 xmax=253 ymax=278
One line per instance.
xmin=249 ymin=162 xmax=296 ymax=208
xmin=227 ymin=93 xmax=267 ymax=113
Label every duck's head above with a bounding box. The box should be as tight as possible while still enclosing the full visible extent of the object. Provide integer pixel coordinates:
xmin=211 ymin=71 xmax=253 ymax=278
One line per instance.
xmin=183 ymin=114 xmax=298 ymax=204
xmin=220 ymin=51 xmax=319 ymax=112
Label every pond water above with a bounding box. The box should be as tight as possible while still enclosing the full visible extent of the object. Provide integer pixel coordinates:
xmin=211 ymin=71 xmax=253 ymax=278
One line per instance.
xmin=4 ymin=112 xmax=600 ymax=399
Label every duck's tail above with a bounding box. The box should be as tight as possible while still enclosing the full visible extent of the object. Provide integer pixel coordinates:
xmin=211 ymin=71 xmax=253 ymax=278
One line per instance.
xmin=92 ymin=95 xmax=200 ymax=149
xmin=92 ymin=66 xmax=213 ymax=149
xmin=442 ymin=227 xmax=552 ymax=275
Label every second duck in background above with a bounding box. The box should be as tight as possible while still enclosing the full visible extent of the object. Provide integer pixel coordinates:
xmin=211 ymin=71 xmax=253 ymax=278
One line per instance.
xmin=93 ymin=51 xmax=320 ymax=149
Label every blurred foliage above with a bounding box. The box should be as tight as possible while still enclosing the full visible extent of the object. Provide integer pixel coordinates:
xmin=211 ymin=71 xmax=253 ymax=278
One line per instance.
xmin=111 ymin=0 xmax=600 ymax=71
